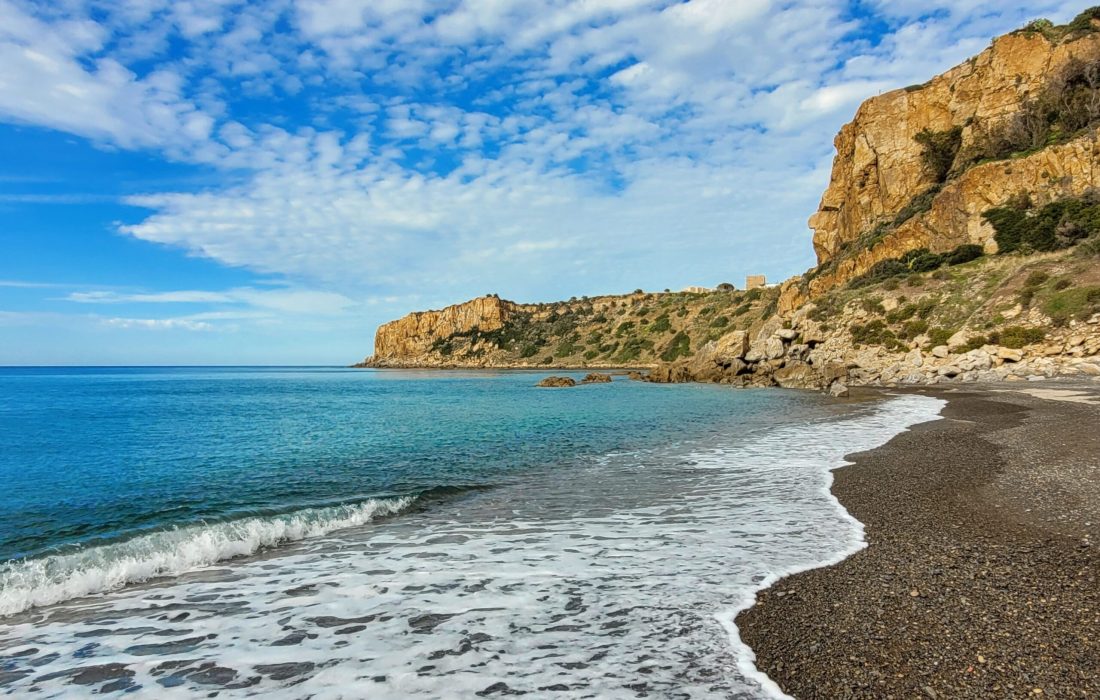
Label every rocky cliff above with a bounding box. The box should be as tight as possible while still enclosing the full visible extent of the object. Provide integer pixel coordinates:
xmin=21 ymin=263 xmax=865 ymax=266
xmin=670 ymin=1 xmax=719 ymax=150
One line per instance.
xmin=368 ymin=296 xmax=528 ymax=365
xmin=359 ymin=287 xmax=781 ymax=369
xmin=360 ymin=12 xmax=1100 ymax=390
xmin=780 ymin=19 xmax=1100 ymax=314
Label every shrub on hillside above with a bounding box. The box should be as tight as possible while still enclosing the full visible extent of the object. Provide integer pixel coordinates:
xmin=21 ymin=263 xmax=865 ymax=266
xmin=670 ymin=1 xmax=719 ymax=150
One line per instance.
xmin=660 ymin=332 xmax=692 ymax=362
xmin=915 ymin=127 xmax=963 ymax=183
xmin=990 ymin=326 xmax=1046 ymax=348
xmin=945 ymin=244 xmax=984 ymax=265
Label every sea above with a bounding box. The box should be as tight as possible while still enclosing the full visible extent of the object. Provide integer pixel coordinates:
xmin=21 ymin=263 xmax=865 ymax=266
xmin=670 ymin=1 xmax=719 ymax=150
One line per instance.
xmin=0 ymin=367 xmax=943 ymax=698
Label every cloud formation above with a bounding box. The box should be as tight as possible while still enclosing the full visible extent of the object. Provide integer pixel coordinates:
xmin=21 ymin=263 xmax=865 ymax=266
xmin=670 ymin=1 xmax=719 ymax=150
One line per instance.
xmin=0 ymin=0 xmax=1090 ymax=358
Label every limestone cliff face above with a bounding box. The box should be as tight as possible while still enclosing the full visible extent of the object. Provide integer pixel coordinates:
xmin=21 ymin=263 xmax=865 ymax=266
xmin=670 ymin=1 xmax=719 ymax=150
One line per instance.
xmin=370 ymin=296 xmax=521 ymax=362
xmin=780 ymin=29 xmax=1100 ymax=314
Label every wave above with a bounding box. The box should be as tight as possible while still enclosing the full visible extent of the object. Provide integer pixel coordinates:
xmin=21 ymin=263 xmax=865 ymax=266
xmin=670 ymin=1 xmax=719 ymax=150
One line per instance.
xmin=0 ymin=496 xmax=415 ymax=617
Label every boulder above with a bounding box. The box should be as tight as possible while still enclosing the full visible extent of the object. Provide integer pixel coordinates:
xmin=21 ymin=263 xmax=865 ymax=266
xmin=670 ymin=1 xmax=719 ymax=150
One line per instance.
xmin=764 ymin=337 xmax=786 ymax=360
xmin=906 ymin=349 xmax=923 ymax=367
xmin=582 ymin=372 xmax=612 ymax=384
xmin=828 ymin=381 xmax=850 ymax=398
xmin=823 ymin=362 xmax=849 ymax=385
xmin=774 ymin=363 xmax=820 ymax=389
xmin=787 ymin=343 xmax=810 ymax=362
xmin=997 ymin=347 xmax=1024 ymax=362
xmin=537 ymin=376 xmax=576 ymax=388
xmin=958 ymin=349 xmax=992 ymax=372
xmin=801 ymin=324 xmax=827 ymax=346
xmin=947 ymin=330 xmax=970 ymax=351
xmin=931 ymin=345 xmax=950 ymax=358
xmin=712 ymin=330 xmax=750 ymax=364
xmin=645 ymin=363 xmax=694 ymax=384
xmin=626 ymin=371 xmax=646 ymax=381
xmin=776 ymin=328 xmax=800 ymax=342
xmin=1077 ymin=362 xmax=1100 ymax=376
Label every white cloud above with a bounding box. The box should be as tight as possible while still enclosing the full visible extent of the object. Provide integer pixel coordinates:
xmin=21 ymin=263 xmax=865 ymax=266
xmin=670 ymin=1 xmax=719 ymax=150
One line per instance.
xmin=101 ymin=317 xmax=215 ymax=331
xmin=66 ymin=286 xmax=357 ymax=315
xmin=3 ymin=0 xmax=1097 ymax=363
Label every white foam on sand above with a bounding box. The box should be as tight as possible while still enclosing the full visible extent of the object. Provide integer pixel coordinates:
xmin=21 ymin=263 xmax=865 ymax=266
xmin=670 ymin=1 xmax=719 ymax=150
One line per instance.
xmin=0 ymin=394 xmax=944 ymax=698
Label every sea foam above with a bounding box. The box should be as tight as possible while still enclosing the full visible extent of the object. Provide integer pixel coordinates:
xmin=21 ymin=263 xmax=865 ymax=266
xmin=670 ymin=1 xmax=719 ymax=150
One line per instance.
xmin=0 ymin=496 xmax=414 ymax=617
xmin=0 ymin=394 xmax=944 ymax=698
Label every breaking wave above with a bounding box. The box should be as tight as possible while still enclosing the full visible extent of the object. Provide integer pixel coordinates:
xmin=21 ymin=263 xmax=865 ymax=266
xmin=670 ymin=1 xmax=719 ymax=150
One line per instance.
xmin=0 ymin=496 xmax=415 ymax=617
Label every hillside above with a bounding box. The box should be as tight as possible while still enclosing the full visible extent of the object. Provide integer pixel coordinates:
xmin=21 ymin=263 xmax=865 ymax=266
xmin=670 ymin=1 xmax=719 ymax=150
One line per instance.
xmin=361 ymin=286 xmax=782 ymax=369
xmin=359 ymin=9 xmax=1100 ymax=392
xmin=779 ymin=12 xmax=1100 ymax=314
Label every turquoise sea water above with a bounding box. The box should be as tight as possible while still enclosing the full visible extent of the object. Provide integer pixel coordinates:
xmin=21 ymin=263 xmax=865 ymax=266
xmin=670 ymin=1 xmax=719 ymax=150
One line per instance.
xmin=0 ymin=367 xmax=943 ymax=698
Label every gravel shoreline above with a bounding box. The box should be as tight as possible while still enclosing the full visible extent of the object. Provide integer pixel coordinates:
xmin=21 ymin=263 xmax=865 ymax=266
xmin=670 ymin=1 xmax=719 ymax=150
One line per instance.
xmin=736 ymin=382 xmax=1100 ymax=699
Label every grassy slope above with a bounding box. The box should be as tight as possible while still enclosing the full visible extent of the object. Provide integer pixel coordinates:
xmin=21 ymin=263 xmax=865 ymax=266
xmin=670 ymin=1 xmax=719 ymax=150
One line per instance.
xmin=807 ymin=246 xmax=1100 ymax=354
xmin=420 ymin=286 xmax=782 ymax=368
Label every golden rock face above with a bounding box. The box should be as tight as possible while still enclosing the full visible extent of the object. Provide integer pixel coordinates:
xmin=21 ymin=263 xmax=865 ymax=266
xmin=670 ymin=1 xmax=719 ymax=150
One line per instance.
xmin=372 ymin=296 xmax=521 ymax=360
xmin=793 ymin=30 xmax=1100 ymax=314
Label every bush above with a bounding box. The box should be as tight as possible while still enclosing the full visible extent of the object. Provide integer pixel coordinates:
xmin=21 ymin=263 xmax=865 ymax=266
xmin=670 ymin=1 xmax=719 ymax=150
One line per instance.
xmin=649 ymin=314 xmax=672 ymax=333
xmin=848 ymin=248 xmax=946 ymax=288
xmin=1042 ymin=286 xmax=1100 ymax=325
xmin=615 ymin=321 xmax=635 ymax=337
xmin=1069 ymin=7 xmax=1100 ymax=34
xmin=945 ymin=244 xmax=984 ymax=265
xmin=616 ymin=337 xmax=654 ymax=363
xmin=660 ymin=332 xmax=692 ymax=362
xmin=992 ymin=326 xmax=1046 ymax=348
xmin=709 ymin=315 xmax=729 ymax=328
xmin=849 ymin=320 xmax=907 ymax=351
xmin=583 ymin=349 xmax=599 ymax=361
xmin=928 ymin=327 xmax=955 ymax=346
xmin=893 ymin=186 xmax=942 ymax=227
xmin=960 ymin=335 xmax=991 ymax=353
xmin=1025 ymin=270 xmax=1051 ymax=287
xmin=899 ymin=319 xmax=930 ymax=340
xmin=555 ymin=340 xmax=579 ymax=357
xmin=914 ymin=127 xmax=963 ymax=182
xmin=520 ymin=344 xmax=539 ymax=358
xmin=860 ymin=297 xmax=885 ymax=314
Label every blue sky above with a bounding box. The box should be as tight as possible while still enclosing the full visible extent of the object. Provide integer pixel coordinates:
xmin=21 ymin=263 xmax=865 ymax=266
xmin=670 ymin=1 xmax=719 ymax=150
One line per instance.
xmin=0 ymin=0 xmax=1089 ymax=365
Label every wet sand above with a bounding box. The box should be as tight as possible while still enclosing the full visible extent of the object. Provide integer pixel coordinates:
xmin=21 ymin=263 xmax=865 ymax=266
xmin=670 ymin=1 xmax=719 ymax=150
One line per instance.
xmin=737 ymin=382 xmax=1100 ymax=699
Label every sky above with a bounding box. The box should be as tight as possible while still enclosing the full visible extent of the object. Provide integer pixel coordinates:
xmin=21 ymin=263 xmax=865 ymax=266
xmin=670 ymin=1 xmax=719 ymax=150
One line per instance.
xmin=0 ymin=0 xmax=1090 ymax=365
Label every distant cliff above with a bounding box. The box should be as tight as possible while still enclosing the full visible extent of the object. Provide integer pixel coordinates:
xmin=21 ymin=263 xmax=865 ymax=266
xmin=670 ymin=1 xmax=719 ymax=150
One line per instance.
xmin=357 ymin=288 xmax=781 ymax=369
xmin=368 ymin=296 xmax=528 ymax=365
xmin=359 ymin=11 xmax=1100 ymax=390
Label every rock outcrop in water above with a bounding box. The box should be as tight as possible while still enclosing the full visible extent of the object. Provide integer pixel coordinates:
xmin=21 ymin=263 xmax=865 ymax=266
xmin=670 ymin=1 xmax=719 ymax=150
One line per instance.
xmin=537 ymin=376 xmax=576 ymax=388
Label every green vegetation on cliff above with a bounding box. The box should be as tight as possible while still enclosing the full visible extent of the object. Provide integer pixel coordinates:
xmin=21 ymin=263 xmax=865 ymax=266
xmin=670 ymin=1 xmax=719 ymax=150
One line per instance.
xmin=377 ymin=286 xmax=781 ymax=368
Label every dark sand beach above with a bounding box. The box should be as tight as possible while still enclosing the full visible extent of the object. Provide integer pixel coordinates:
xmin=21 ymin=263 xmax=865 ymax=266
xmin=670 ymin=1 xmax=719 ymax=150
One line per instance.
xmin=737 ymin=382 xmax=1100 ymax=699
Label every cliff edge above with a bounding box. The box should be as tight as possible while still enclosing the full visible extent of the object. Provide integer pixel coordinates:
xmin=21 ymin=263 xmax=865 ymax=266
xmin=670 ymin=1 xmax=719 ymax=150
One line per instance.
xmin=358 ymin=11 xmax=1100 ymax=389
xmin=780 ymin=17 xmax=1100 ymax=313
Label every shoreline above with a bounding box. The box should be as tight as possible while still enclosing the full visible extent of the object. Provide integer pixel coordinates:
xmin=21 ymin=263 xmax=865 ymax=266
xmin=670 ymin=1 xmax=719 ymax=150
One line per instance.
xmin=736 ymin=382 xmax=1100 ymax=698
